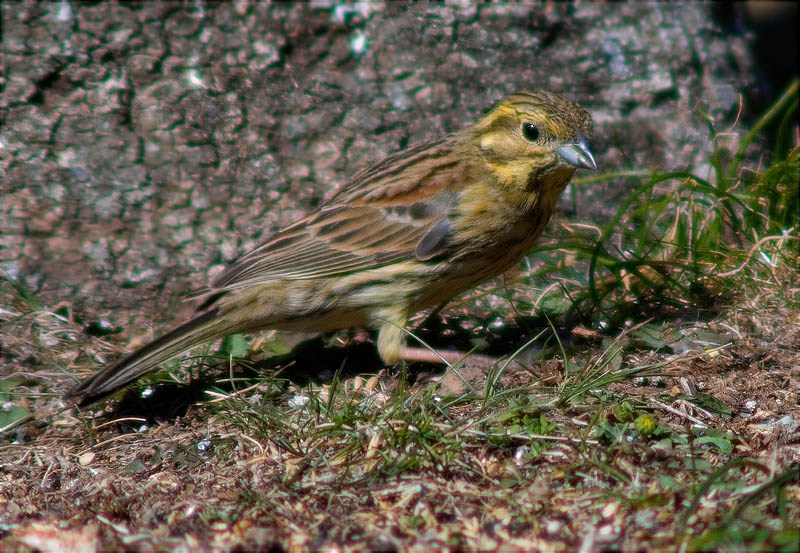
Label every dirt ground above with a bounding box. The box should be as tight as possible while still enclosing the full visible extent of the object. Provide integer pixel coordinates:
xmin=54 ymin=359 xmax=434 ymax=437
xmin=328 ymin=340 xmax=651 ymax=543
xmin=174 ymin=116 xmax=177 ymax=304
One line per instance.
xmin=1 ymin=263 xmax=798 ymax=551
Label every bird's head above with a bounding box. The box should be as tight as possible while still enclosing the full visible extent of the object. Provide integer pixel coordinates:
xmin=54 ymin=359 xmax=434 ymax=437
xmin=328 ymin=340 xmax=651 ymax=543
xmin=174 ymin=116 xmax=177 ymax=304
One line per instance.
xmin=472 ymin=90 xmax=597 ymax=190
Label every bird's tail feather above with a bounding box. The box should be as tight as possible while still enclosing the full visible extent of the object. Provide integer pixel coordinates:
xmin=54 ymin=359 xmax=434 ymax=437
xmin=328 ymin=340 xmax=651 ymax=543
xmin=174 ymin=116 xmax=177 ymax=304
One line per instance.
xmin=66 ymin=308 xmax=233 ymax=405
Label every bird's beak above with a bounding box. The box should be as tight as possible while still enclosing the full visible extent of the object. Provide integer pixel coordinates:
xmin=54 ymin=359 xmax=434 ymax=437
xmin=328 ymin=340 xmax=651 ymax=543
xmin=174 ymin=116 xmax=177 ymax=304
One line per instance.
xmin=557 ymin=134 xmax=597 ymax=171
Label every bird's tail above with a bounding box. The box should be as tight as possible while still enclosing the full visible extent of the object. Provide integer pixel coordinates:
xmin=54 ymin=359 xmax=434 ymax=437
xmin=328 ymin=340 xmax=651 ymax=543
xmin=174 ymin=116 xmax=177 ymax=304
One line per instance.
xmin=66 ymin=308 xmax=235 ymax=405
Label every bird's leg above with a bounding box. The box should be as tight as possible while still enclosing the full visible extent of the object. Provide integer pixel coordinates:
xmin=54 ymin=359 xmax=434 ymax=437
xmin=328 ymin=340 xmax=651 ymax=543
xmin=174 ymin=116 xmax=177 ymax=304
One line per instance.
xmin=398 ymin=345 xmax=499 ymax=369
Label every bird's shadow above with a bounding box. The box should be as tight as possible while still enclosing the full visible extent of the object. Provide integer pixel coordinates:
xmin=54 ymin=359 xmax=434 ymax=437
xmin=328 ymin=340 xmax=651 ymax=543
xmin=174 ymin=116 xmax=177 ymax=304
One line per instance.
xmin=95 ymin=337 xmax=387 ymax=429
xmin=84 ymin=314 xmax=569 ymax=430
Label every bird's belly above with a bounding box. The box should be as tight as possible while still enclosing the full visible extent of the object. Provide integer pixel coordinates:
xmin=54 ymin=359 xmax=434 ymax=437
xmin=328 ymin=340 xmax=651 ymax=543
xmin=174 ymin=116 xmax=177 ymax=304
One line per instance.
xmin=221 ymin=215 xmax=549 ymax=333
xmin=410 ymin=219 xmax=549 ymax=311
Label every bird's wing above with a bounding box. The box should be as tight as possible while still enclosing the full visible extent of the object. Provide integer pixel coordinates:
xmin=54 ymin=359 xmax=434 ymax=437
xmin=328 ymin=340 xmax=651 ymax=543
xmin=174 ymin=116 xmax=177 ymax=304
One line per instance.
xmin=197 ymin=136 xmax=468 ymax=296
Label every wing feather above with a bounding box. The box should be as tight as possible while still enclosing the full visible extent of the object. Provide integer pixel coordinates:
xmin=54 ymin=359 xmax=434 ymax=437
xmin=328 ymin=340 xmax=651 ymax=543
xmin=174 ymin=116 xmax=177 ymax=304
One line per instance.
xmin=195 ymin=135 xmax=470 ymax=298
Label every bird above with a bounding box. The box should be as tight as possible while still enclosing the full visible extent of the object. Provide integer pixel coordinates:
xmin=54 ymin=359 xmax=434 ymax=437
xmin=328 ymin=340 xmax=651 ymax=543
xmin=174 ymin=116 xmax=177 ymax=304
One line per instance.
xmin=66 ymin=90 xmax=597 ymax=404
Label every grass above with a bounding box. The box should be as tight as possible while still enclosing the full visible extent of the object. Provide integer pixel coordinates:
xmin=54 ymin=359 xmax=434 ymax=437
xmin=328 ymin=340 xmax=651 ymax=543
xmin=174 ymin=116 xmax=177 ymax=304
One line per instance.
xmin=1 ymin=81 xmax=798 ymax=551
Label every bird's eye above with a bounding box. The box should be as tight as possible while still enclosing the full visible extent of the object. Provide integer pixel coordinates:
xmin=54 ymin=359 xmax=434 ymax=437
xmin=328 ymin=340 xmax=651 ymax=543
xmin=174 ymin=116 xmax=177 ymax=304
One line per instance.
xmin=522 ymin=122 xmax=540 ymax=141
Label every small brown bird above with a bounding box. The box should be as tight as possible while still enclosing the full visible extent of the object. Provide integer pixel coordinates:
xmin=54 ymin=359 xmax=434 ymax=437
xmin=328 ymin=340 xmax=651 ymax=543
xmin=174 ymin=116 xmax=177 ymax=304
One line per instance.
xmin=67 ymin=91 xmax=596 ymax=404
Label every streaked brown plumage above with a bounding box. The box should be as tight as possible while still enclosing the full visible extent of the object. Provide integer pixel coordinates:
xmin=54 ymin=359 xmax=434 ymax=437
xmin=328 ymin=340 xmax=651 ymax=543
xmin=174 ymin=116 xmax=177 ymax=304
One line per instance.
xmin=67 ymin=91 xmax=596 ymax=404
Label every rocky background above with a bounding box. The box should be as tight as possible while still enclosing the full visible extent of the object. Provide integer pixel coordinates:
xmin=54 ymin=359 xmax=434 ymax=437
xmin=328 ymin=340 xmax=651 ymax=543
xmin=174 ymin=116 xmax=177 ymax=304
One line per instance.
xmin=1 ymin=2 xmax=786 ymax=337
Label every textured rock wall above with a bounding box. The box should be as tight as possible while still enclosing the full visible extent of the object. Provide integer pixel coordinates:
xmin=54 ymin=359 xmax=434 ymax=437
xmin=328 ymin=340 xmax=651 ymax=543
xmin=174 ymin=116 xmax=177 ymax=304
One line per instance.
xmin=2 ymin=2 xmax=757 ymax=323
